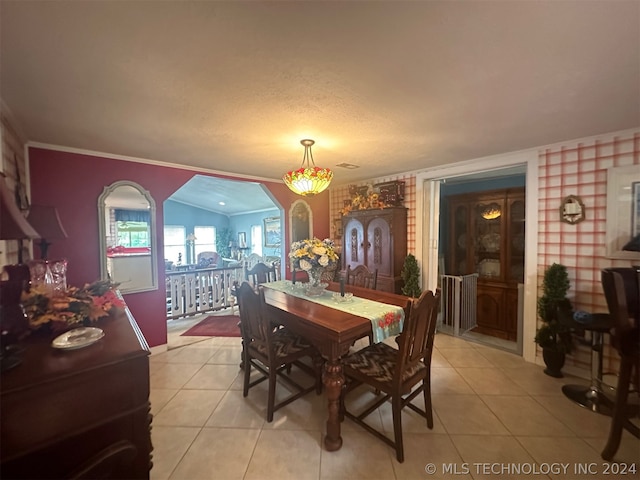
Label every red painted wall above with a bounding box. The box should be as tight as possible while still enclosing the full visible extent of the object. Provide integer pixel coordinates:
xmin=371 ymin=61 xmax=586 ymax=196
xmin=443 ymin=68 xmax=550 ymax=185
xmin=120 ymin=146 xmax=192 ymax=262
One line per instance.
xmin=28 ymin=147 xmax=330 ymax=347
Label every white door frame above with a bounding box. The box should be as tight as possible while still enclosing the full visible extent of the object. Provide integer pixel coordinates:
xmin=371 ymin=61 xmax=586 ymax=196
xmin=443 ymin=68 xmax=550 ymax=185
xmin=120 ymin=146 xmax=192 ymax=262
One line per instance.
xmin=415 ymin=149 xmax=539 ymax=363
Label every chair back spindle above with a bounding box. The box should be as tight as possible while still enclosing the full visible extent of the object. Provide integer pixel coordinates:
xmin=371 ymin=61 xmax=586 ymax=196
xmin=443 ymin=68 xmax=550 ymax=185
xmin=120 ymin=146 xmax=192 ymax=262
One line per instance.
xmin=245 ymin=262 xmax=278 ymax=288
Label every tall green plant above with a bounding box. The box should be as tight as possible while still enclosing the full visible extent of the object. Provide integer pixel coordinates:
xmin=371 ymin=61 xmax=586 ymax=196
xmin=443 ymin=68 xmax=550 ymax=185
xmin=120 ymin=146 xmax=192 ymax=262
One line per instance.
xmin=534 ymin=263 xmax=574 ymax=353
xmin=401 ymin=254 xmax=422 ymax=298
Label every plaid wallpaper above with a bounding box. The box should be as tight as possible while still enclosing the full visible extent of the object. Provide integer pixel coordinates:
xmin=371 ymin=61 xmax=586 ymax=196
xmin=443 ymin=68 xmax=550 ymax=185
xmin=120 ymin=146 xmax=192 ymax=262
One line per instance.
xmin=537 ymin=131 xmax=640 ymax=370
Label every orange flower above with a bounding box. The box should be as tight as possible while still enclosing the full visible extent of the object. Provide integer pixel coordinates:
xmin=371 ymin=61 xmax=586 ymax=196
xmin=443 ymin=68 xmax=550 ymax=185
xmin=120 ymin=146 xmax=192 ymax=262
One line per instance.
xmin=378 ymin=311 xmax=400 ymax=329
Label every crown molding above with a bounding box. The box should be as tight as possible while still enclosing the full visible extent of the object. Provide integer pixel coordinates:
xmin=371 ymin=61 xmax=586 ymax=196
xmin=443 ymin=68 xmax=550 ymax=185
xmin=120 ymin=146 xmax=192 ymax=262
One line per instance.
xmin=26 ymin=141 xmax=282 ymax=184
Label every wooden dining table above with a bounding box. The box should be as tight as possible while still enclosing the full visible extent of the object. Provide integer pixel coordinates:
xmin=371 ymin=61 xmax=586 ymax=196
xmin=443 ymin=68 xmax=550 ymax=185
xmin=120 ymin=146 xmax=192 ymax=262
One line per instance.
xmin=261 ymin=281 xmax=412 ymax=452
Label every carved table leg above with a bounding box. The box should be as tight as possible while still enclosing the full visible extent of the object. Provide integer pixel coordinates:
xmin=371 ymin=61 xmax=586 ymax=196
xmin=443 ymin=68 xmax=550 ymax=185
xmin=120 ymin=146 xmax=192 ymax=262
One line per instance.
xmin=323 ymin=359 xmax=345 ymax=451
xmin=313 ymin=354 xmax=324 ymax=394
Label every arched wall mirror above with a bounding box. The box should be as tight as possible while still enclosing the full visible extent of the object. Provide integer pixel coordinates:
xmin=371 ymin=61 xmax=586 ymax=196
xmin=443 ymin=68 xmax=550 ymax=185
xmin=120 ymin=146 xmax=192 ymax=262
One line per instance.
xmin=98 ymin=181 xmax=158 ymax=294
xmin=289 ymin=199 xmax=313 ymax=246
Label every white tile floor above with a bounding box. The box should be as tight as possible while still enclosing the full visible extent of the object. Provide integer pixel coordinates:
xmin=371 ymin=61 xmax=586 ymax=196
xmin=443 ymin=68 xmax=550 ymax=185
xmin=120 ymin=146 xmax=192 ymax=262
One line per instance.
xmin=150 ymin=316 xmax=640 ymax=480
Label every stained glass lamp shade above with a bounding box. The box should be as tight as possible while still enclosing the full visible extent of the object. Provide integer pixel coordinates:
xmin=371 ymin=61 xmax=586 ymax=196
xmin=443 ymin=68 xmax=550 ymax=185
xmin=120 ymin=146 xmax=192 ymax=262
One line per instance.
xmin=283 ymin=139 xmax=333 ymax=196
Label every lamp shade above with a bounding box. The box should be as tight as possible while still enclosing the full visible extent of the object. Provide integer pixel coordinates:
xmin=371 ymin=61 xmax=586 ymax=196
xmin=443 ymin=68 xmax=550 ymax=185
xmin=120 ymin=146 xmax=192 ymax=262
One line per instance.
xmin=0 ymin=175 xmax=40 ymax=240
xmin=283 ymin=166 xmax=334 ymax=196
xmin=283 ymin=139 xmax=333 ymax=196
xmin=26 ymin=205 xmax=68 ymax=240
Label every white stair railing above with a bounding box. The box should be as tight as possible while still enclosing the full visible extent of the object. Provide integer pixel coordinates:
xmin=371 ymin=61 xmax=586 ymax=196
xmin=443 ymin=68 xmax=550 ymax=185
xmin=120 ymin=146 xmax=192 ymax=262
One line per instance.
xmin=166 ymin=265 xmax=243 ymax=320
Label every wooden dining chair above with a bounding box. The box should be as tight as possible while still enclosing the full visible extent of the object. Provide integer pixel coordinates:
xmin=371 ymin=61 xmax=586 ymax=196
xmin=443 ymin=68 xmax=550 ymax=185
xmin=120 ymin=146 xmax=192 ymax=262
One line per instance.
xmin=340 ymin=288 xmax=441 ymax=462
xmin=236 ymin=263 xmax=281 ymax=367
xmin=245 ymin=262 xmax=278 ymax=289
xmin=321 ymin=262 xmax=339 ymax=283
xmin=235 ymin=282 xmax=322 ymax=422
xmin=600 ymin=267 xmax=640 ymax=461
xmin=346 ymin=264 xmax=378 ymax=290
xmin=346 ymin=264 xmax=379 ymax=345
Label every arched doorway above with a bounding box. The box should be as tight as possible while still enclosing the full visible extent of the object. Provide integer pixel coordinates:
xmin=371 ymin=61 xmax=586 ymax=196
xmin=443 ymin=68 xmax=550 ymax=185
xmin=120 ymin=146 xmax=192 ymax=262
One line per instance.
xmin=163 ymin=175 xmax=283 ymax=347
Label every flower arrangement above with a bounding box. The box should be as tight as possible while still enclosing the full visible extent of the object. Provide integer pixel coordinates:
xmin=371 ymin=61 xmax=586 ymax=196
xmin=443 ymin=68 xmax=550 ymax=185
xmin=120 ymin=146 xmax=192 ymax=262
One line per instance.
xmin=289 ymin=237 xmax=339 ymax=272
xmin=21 ymin=279 xmax=125 ymax=332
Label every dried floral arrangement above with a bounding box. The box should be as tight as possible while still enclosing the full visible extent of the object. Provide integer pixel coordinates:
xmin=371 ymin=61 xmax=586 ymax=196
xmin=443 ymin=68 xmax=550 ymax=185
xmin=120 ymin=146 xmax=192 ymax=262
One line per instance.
xmin=339 ymin=181 xmax=405 ymax=216
xmin=21 ymin=279 xmax=125 ymax=332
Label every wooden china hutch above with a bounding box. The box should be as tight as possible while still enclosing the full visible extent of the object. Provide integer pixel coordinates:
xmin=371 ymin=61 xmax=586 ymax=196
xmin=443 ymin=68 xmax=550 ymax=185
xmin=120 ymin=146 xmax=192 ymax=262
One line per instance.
xmin=342 ymin=207 xmax=407 ymax=294
xmin=447 ymin=187 xmax=525 ymax=341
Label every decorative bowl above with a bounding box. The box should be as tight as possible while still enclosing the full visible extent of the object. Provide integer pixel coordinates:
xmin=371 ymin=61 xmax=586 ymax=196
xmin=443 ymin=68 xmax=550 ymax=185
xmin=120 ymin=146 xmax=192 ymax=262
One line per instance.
xmin=332 ymin=292 xmax=354 ymax=303
xmin=480 ymin=233 xmax=501 ymax=252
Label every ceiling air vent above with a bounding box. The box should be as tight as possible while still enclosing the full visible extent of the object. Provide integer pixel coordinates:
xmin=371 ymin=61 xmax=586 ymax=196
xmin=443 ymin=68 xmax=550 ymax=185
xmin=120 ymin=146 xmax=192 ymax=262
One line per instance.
xmin=335 ymin=163 xmax=360 ymax=169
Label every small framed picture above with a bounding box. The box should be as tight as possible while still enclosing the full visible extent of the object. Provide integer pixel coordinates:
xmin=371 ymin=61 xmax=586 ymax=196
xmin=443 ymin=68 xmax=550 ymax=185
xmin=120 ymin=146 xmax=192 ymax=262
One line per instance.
xmin=263 ymin=217 xmax=281 ymax=248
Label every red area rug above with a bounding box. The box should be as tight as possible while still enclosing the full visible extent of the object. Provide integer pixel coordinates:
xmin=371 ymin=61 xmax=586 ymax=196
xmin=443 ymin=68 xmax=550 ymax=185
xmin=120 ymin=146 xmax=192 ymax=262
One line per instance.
xmin=180 ymin=315 xmax=241 ymax=337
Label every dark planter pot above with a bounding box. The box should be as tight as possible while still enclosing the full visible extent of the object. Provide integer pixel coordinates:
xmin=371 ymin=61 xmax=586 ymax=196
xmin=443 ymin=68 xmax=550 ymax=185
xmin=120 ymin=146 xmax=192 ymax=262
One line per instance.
xmin=542 ymin=348 xmax=566 ymax=378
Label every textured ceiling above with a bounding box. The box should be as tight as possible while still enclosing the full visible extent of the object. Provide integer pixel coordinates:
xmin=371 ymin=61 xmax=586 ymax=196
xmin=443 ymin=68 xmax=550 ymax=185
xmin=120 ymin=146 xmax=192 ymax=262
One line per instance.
xmin=1 ymin=1 xmax=639 ymax=198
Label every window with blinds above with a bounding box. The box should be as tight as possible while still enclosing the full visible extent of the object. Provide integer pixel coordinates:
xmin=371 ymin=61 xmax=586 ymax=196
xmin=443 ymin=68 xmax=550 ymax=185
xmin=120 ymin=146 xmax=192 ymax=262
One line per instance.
xmin=194 ymin=226 xmax=216 ymax=257
xmin=164 ymin=225 xmax=185 ymax=264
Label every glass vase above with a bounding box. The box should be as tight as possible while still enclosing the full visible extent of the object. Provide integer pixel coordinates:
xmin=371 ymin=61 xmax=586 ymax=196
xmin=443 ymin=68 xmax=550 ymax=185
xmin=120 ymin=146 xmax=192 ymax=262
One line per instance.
xmin=308 ymin=267 xmax=324 ymax=287
xmin=28 ymin=259 xmax=67 ymax=297
xmin=49 ymin=259 xmax=68 ymax=296
xmin=306 ymin=267 xmax=327 ymax=296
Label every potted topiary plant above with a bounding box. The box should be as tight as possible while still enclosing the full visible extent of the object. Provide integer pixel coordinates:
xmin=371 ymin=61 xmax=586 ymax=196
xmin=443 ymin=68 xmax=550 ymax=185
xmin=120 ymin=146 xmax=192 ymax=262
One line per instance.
xmin=534 ymin=263 xmax=574 ymax=377
xmin=401 ymin=253 xmax=422 ymax=298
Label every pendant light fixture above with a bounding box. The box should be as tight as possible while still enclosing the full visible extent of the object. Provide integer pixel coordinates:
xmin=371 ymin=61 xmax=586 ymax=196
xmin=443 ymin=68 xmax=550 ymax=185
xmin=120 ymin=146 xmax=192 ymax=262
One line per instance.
xmin=283 ymin=139 xmax=333 ymax=196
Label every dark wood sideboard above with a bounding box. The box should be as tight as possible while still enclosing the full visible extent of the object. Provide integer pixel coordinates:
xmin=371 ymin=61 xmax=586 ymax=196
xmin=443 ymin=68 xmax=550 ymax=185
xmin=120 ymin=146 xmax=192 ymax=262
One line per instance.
xmin=1 ymin=306 xmax=152 ymax=479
